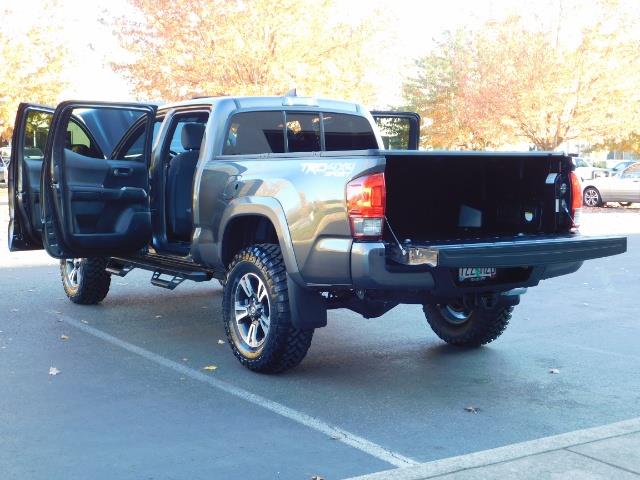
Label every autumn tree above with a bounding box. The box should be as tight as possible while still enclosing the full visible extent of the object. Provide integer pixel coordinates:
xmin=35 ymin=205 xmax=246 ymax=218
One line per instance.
xmin=404 ymin=1 xmax=640 ymax=150
xmin=0 ymin=2 xmax=68 ymax=144
xmin=111 ymin=0 xmax=387 ymax=104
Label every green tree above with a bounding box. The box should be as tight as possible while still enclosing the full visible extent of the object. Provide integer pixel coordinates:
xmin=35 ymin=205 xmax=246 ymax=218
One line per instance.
xmin=0 ymin=1 xmax=68 ymax=143
xmin=111 ymin=0 xmax=386 ymax=104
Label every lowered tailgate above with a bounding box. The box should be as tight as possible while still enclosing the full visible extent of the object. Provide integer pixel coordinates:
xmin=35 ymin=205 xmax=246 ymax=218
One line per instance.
xmin=387 ymin=235 xmax=627 ymax=268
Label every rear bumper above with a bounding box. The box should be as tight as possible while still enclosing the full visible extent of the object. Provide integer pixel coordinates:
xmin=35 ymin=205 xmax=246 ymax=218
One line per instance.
xmin=351 ymin=234 xmax=626 ymax=291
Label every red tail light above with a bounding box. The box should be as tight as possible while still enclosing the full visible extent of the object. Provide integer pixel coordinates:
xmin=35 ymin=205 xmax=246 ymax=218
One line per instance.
xmin=569 ymin=171 xmax=582 ymax=229
xmin=346 ymin=172 xmax=386 ymax=238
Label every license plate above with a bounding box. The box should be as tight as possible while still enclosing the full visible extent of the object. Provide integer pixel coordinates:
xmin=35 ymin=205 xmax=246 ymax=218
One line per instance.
xmin=459 ymin=267 xmax=497 ymax=282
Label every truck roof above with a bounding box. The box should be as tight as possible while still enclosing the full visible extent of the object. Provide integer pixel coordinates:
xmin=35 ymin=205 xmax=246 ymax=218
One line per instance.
xmin=159 ymin=96 xmax=365 ymax=114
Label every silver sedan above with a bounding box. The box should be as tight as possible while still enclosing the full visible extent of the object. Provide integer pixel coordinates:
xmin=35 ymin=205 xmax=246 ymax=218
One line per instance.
xmin=582 ymin=162 xmax=640 ymax=207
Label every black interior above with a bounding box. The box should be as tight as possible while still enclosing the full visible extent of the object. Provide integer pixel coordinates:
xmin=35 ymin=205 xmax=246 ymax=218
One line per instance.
xmin=384 ymin=155 xmax=573 ymax=243
xmin=166 ymin=122 xmax=206 ymax=242
xmin=58 ymin=148 xmax=151 ymax=251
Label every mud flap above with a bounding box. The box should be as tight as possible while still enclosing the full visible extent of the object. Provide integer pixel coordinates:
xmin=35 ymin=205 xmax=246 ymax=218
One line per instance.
xmin=287 ymin=275 xmax=327 ymax=330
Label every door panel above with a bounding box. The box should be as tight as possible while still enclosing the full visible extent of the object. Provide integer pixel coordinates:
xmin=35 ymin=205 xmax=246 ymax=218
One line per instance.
xmin=41 ymin=101 xmax=156 ymax=258
xmin=371 ymin=111 xmax=421 ymax=150
xmin=8 ymin=104 xmax=54 ymax=251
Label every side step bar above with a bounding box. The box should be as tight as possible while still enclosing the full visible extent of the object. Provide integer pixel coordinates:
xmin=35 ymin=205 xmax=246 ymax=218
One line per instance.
xmin=107 ymin=255 xmax=215 ymax=290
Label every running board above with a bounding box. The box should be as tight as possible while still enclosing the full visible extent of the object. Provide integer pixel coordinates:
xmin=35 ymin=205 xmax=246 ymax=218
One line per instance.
xmin=106 ymin=255 xmax=214 ymax=290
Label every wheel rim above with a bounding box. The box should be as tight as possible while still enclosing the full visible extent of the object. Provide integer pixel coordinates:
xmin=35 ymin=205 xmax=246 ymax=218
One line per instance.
xmin=584 ymin=189 xmax=599 ymax=206
xmin=233 ymin=272 xmax=270 ymax=349
xmin=64 ymin=258 xmax=82 ymax=288
xmin=439 ymin=303 xmax=471 ymax=325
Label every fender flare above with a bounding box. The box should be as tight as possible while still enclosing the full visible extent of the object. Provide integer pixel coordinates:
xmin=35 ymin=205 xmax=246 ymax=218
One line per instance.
xmin=219 ymin=197 xmax=327 ymax=330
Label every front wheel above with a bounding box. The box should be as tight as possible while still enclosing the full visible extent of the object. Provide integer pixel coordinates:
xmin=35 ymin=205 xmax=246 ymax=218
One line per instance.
xmin=222 ymin=244 xmax=314 ymax=373
xmin=60 ymin=258 xmax=111 ymax=305
xmin=423 ymin=302 xmax=513 ymax=347
xmin=583 ymin=187 xmax=602 ymax=207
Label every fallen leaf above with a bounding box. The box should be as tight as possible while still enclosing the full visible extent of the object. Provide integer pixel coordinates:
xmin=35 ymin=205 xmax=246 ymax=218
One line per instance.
xmin=464 ymin=406 xmax=480 ymax=414
xmin=202 ymin=365 xmax=218 ymax=371
xmin=60 ymin=335 xmax=69 ymax=341
xmin=549 ymin=368 xmax=560 ymax=374
xmin=49 ymin=367 xmax=61 ymax=376
xmin=217 ymin=339 xmax=225 ymax=345
xmin=155 ymin=315 xmax=163 ymax=318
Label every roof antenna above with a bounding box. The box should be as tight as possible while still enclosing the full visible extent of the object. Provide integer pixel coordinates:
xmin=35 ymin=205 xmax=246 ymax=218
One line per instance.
xmin=284 ymin=88 xmax=297 ymax=97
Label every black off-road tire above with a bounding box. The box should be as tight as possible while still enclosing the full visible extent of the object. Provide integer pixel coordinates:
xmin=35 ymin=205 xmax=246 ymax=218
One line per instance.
xmin=60 ymin=258 xmax=111 ymax=305
xmin=222 ymin=244 xmax=314 ymax=373
xmin=423 ymin=303 xmax=513 ymax=347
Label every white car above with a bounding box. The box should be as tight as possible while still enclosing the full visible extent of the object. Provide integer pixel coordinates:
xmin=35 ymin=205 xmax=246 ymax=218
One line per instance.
xmin=583 ymin=162 xmax=640 ymax=207
xmin=572 ymin=157 xmax=607 ymax=182
xmin=0 ymin=146 xmax=10 ymax=184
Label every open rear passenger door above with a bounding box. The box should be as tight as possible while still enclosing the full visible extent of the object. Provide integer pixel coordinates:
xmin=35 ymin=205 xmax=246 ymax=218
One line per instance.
xmin=41 ymin=101 xmax=157 ymax=258
xmin=371 ymin=111 xmax=421 ymax=150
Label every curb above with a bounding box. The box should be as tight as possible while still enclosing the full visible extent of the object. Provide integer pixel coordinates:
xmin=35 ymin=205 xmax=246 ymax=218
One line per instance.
xmin=345 ymin=417 xmax=640 ymax=480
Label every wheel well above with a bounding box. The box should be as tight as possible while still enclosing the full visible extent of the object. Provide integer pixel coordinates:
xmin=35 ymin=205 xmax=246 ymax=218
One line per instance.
xmin=221 ymin=215 xmax=279 ymax=267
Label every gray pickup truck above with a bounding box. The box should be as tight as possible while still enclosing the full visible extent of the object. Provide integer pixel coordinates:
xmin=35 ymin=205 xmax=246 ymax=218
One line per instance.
xmin=8 ymin=95 xmax=627 ymax=373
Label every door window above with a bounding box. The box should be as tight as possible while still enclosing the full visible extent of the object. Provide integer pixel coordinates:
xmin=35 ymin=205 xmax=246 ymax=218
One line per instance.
xmin=165 ymin=112 xmax=209 ymax=157
xmin=622 ymin=163 xmax=640 ymax=178
xmin=23 ymin=110 xmax=52 ymax=161
xmin=375 ymin=116 xmax=411 ymax=150
xmin=22 ymin=109 xmax=105 ymax=161
xmin=223 ymin=111 xmax=285 ymax=155
xmin=116 ymin=119 xmax=163 ymax=161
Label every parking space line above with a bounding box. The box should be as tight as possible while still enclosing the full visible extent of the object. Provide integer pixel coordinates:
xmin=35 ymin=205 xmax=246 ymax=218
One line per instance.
xmin=54 ymin=312 xmax=419 ymax=469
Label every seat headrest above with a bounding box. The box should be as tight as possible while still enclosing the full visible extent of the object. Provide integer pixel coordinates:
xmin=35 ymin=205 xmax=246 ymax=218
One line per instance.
xmin=181 ymin=123 xmax=206 ymax=150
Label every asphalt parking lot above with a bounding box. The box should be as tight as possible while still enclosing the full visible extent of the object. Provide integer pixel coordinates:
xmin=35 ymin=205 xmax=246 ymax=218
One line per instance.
xmin=1 ymin=188 xmax=639 ymax=479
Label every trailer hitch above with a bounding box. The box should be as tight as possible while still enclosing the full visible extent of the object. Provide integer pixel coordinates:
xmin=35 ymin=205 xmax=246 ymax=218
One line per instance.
xmin=462 ymin=288 xmax=526 ymax=311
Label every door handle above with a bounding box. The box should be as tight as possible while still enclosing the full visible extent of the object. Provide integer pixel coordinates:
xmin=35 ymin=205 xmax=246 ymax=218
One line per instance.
xmin=113 ymin=167 xmax=133 ymax=177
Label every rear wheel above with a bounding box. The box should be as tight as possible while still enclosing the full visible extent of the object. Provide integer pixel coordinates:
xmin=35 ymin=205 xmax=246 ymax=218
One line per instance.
xmin=222 ymin=244 xmax=314 ymax=373
xmin=423 ymin=302 xmax=512 ymax=347
xmin=60 ymin=258 xmax=111 ymax=305
xmin=583 ymin=187 xmax=602 ymax=207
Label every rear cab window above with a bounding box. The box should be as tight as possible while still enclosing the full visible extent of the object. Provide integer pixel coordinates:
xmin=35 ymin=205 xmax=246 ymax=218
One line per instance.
xmin=223 ymin=110 xmax=378 ymax=155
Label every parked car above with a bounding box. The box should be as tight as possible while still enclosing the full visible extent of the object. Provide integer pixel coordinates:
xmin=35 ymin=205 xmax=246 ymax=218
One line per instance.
xmin=608 ymin=160 xmax=637 ymax=177
xmin=0 ymin=146 xmax=10 ymax=183
xmin=7 ymin=97 xmax=626 ymax=373
xmin=572 ymin=157 xmax=607 ymax=182
xmin=583 ymin=162 xmax=640 ymax=207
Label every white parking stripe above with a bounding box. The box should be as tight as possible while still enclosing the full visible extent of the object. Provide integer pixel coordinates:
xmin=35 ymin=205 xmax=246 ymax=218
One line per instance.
xmin=55 ymin=312 xmax=419 ymax=468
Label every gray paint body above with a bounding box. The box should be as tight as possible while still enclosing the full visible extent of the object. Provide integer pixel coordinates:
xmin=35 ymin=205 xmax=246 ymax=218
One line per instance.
xmin=158 ymin=97 xmax=625 ymax=295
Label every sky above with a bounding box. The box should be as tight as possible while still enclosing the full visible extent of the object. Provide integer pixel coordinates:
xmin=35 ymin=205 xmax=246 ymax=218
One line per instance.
xmin=3 ymin=0 xmax=622 ymax=108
